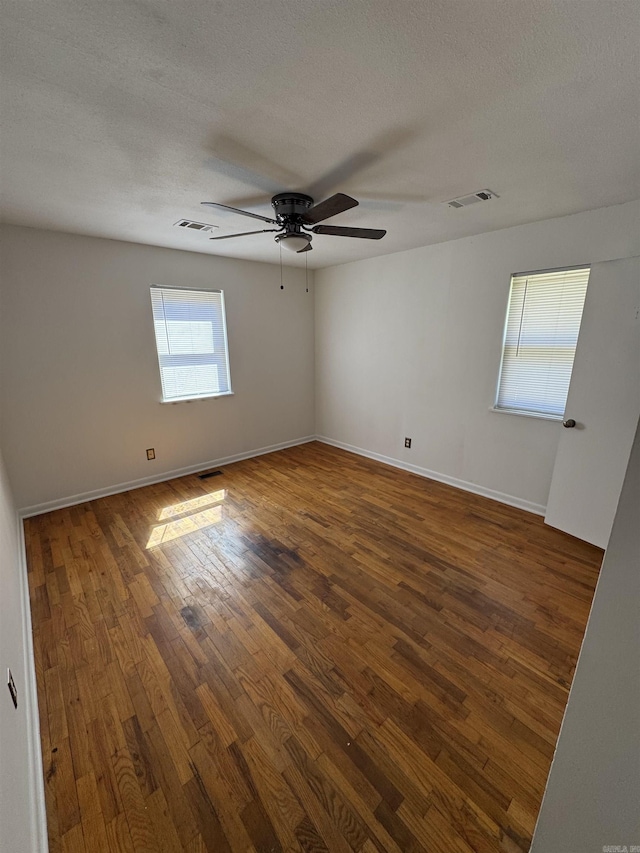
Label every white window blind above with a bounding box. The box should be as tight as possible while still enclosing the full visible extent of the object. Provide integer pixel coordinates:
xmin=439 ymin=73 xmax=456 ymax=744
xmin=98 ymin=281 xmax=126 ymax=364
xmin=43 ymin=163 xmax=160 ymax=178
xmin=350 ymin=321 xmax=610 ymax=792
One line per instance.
xmin=495 ymin=267 xmax=590 ymax=417
xmin=150 ymin=286 xmax=232 ymax=402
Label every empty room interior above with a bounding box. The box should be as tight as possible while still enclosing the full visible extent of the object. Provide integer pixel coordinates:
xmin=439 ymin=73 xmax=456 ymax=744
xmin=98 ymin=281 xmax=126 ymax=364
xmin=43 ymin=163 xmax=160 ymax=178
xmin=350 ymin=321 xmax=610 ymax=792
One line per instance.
xmin=1 ymin=2 xmax=639 ymax=852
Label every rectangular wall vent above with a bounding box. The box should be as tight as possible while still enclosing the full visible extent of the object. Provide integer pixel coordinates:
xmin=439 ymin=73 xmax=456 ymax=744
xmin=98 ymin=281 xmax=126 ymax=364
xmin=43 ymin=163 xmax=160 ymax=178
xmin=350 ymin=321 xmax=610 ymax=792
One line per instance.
xmin=174 ymin=219 xmax=219 ymax=233
xmin=444 ymin=189 xmax=498 ymax=209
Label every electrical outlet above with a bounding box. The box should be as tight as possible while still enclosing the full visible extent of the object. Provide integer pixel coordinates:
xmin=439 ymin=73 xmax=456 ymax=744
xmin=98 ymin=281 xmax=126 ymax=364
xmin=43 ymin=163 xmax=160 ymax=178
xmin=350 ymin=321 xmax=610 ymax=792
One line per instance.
xmin=146 ymin=448 xmax=155 ymax=460
xmin=7 ymin=669 xmax=17 ymax=709
xmin=404 ymin=437 xmax=412 ymax=448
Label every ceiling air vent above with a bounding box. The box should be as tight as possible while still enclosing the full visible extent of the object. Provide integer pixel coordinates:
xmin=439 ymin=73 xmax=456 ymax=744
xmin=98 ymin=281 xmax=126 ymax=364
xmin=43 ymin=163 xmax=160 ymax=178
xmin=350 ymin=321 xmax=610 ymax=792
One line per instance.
xmin=445 ymin=189 xmax=499 ymax=209
xmin=174 ymin=219 xmax=219 ymax=233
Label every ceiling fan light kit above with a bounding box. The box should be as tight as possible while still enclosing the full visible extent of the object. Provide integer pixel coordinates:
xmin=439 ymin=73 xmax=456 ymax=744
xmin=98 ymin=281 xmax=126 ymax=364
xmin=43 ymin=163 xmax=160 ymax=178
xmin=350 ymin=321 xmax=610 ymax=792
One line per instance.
xmin=202 ymin=191 xmax=386 ymax=254
xmin=275 ymin=232 xmax=312 ymax=252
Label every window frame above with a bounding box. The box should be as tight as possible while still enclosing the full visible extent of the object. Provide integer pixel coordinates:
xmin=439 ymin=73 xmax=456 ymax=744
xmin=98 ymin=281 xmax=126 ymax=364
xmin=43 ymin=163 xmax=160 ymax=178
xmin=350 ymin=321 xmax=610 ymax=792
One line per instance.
xmin=150 ymin=284 xmax=233 ymax=404
xmin=492 ymin=264 xmax=590 ymax=421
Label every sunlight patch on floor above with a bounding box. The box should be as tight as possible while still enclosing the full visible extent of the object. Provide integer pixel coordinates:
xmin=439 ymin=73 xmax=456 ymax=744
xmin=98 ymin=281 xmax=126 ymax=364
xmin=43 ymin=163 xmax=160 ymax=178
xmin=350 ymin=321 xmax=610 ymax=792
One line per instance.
xmin=147 ymin=490 xmax=225 ymax=547
xmin=157 ymin=489 xmax=225 ymax=520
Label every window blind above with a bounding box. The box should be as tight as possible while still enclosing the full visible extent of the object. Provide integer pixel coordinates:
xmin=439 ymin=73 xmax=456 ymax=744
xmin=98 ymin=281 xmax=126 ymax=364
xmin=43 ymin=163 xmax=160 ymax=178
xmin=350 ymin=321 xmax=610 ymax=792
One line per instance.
xmin=150 ymin=286 xmax=232 ymax=402
xmin=495 ymin=267 xmax=590 ymax=417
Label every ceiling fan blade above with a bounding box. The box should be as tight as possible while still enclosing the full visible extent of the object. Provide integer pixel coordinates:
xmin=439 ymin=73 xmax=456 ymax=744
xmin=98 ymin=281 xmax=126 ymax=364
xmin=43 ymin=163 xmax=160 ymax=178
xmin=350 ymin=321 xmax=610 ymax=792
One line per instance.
xmin=297 ymin=243 xmax=313 ymax=253
xmin=201 ymin=202 xmax=277 ymax=224
xmin=209 ymin=229 xmax=281 ymax=240
xmin=206 ymin=135 xmax=305 ymax=190
xmin=311 ymin=225 xmax=386 ymax=240
xmin=301 ymin=193 xmax=359 ymax=224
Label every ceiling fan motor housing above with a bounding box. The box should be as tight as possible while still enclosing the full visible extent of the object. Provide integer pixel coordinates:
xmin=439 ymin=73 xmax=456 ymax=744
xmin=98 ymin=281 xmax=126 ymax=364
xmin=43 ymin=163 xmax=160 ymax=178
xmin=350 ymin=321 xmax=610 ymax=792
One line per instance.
xmin=271 ymin=193 xmax=314 ymax=223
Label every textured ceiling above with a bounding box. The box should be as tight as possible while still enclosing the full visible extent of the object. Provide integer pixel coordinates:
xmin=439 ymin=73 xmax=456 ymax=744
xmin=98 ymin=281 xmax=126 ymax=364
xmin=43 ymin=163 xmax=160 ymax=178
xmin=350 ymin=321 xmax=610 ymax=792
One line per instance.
xmin=1 ymin=0 xmax=639 ymax=268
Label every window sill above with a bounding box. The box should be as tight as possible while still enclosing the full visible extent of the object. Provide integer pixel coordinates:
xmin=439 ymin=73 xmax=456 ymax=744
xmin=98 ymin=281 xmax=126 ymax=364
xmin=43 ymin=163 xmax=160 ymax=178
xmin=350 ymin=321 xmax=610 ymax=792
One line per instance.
xmin=160 ymin=391 xmax=234 ymax=404
xmin=489 ymin=406 xmax=562 ymax=423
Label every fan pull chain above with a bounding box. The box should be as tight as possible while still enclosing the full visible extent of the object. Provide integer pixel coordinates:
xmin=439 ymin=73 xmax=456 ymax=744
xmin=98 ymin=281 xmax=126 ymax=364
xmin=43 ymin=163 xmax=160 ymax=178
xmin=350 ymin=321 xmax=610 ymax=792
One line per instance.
xmin=305 ymin=252 xmax=309 ymax=292
xmin=279 ymin=241 xmax=284 ymax=290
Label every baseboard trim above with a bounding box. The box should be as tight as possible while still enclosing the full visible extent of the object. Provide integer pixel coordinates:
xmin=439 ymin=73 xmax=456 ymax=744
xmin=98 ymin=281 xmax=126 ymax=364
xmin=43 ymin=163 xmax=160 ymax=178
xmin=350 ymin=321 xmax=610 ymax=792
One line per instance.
xmin=18 ymin=431 xmax=547 ymax=520
xmin=19 ymin=436 xmax=316 ymax=518
xmin=16 ymin=515 xmax=49 ymax=852
xmin=316 ymin=435 xmax=547 ymax=516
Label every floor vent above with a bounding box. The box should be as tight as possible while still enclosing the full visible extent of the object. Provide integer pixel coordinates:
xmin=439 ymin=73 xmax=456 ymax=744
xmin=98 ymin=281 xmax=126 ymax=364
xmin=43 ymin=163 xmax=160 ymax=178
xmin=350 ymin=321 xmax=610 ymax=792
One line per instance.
xmin=174 ymin=219 xmax=219 ymax=233
xmin=198 ymin=470 xmax=223 ymax=480
xmin=444 ymin=189 xmax=498 ymax=209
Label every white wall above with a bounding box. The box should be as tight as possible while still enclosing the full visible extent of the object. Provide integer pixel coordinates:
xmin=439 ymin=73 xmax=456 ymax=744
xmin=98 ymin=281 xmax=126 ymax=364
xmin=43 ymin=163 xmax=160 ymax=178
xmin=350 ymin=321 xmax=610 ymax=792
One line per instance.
xmin=531 ymin=415 xmax=640 ymax=850
xmin=0 ymin=225 xmax=315 ymax=511
xmin=315 ymin=200 xmax=640 ymax=510
xmin=0 ymin=448 xmax=42 ymax=852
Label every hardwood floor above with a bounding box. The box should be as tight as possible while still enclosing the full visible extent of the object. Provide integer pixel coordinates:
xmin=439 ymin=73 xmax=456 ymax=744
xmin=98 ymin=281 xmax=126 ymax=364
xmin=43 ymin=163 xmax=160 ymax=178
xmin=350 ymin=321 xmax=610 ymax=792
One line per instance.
xmin=25 ymin=441 xmax=602 ymax=852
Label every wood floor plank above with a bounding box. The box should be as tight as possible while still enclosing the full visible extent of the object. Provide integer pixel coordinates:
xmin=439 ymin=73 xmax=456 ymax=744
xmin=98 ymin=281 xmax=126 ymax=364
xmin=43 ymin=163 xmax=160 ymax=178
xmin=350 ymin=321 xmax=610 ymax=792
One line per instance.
xmin=27 ymin=441 xmax=602 ymax=851
xmin=105 ymin=811 xmax=136 ymax=852
xmin=241 ymin=735 xmax=307 ymax=850
xmin=60 ymin=823 xmax=85 ymax=853
xmin=184 ymin=741 xmax=254 ymax=850
xmin=75 ymin=772 xmax=110 ymax=853
xmin=53 ymin=737 xmax=81 ymax=837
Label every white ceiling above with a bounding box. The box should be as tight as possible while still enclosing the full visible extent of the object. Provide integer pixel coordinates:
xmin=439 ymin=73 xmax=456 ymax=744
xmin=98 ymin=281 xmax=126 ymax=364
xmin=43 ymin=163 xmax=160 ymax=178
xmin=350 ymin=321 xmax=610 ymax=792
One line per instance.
xmin=1 ymin=1 xmax=638 ymax=269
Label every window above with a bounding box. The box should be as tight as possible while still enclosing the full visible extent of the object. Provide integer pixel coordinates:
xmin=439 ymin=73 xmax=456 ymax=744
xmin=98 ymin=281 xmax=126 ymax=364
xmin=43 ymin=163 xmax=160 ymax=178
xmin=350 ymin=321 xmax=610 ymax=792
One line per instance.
xmin=150 ymin=286 xmax=232 ymax=402
xmin=495 ymin=266 xmax=590 ymax=418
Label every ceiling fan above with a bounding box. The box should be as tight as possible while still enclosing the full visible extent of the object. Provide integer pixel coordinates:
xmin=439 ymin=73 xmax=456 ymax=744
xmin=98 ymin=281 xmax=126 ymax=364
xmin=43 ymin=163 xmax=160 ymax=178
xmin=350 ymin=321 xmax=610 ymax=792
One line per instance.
xmin=201 ymin=192 xmax=386 ymax=253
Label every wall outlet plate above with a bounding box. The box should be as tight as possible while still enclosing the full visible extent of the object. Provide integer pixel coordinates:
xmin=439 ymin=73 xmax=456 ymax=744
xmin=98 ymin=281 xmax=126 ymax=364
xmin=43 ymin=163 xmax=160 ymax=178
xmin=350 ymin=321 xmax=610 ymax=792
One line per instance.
xmin=404 ymin=437 xmax=412 ymax=448
xmin=7 ymin=669 xmax=17 ymax=709
xmin=146 ymin=448 xmax=156 ymax=460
